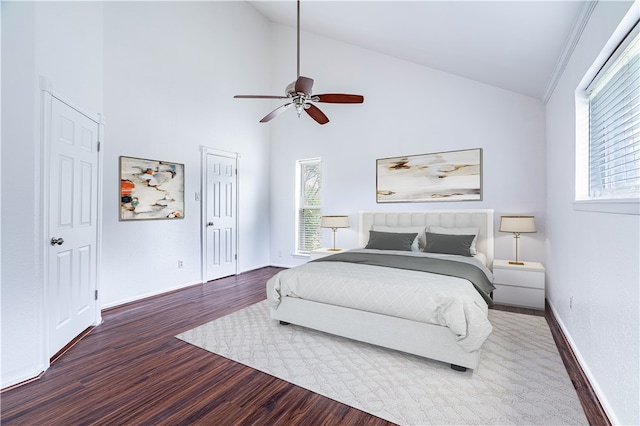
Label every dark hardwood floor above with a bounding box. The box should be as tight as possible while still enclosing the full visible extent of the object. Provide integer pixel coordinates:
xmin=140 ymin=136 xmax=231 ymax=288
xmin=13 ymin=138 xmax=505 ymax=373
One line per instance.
xmin=2 ymin=267 xmax=606 ymax=425
xmin=2 ymin=267 xmax=392 ymax=425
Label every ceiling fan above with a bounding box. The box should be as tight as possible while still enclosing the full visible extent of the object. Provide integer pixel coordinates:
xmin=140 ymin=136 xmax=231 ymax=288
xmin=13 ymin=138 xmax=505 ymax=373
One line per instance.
xmin=234 ymin=0 xmax=364 ymax=125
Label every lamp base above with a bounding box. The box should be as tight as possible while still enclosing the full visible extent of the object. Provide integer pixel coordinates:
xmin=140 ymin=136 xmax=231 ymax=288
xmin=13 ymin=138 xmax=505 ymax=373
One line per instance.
xmin=327 ymin=248 xmax=343 ymax=252
xmin=508 ymin=261 xmax=525 ymax=265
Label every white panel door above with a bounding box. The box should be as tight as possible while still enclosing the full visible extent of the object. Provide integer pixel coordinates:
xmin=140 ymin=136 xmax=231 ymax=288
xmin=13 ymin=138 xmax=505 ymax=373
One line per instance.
xmin=205 ymin=153 xmax=237 ymax=281
xmin=48 ymin=97 xmax=99 ymax=357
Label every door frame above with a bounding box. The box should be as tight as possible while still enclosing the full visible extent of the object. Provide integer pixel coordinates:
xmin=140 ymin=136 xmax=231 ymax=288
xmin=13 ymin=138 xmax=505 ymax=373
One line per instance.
xmin=200 ymin=146 xmax=239 ymax=282
xmin=40 ymin=84 xmax=104 ymax=369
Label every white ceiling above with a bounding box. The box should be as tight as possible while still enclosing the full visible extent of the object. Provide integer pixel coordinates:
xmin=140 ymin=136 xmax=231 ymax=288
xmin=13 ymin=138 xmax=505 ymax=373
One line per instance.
xmin=248 ymin=0 xmax=589 ymax=101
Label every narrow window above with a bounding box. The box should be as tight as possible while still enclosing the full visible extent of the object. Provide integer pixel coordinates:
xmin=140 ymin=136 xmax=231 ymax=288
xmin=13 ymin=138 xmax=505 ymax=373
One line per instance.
xmin=586 ymin=23 xmax=639 ymax=200
xmin=295 ymin=158 xmax=322 ymax=254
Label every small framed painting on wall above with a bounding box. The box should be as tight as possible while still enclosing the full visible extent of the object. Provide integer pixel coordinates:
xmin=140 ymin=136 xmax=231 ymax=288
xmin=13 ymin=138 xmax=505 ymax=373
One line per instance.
xmin=120 ymin=156 xmax=185 ymax=220
xmin=376 ymin=148 xmax=482 ymax=203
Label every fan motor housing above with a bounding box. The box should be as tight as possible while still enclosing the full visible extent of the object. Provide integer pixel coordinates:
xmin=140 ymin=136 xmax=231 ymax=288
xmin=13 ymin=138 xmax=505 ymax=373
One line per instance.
xmin=285 ymin=81 xmax=298 ymax=96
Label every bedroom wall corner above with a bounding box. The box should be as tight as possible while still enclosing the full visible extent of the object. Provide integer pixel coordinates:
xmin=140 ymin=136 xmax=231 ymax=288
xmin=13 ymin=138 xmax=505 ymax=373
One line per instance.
xmin=1 ymin=1 xmax=104 ymax=389
xmin=100 ymin=1 xmax=272 ymax=307
xmin=545 ymin=1 xmax=640 ymax=424
xmin=267 ymin=24 xmax=547 ymax=269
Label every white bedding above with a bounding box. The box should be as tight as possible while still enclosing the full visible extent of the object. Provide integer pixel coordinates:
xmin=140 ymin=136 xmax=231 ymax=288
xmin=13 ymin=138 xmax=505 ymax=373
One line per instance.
xmin=266 ymin=250 xmax=494 ymax=352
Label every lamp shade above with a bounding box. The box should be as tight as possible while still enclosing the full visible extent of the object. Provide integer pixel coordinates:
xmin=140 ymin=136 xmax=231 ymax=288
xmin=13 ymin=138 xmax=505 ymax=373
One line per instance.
xmin=321 ymin=215 xmax=350 ymax=228
xmin=499 ymin=216 xmax=536 ymax=233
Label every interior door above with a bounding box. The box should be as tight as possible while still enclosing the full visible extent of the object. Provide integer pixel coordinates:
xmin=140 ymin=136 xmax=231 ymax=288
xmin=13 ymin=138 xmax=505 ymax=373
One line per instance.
xmin=205 ymin=153 xmax=237 ymax=281
xmin=48 ymin=96 xmax=100 ymax=357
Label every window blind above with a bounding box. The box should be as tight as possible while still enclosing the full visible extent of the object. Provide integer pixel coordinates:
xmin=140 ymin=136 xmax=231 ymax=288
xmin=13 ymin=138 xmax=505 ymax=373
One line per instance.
xmin=296 ymin=159 xmax=321 ymax=253
xmin=587 ymin=23 xmax=640 ymax=199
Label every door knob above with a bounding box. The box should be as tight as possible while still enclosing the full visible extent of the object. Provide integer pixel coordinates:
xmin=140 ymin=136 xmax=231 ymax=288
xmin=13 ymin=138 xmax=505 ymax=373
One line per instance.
xmin=207 ymin=222 xmax=214 ymax=227
xmin=50 ymin=237 xmax=64 ymax=246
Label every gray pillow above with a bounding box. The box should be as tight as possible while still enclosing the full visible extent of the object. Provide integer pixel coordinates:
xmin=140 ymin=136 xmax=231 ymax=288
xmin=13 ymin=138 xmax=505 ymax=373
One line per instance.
xmin=424 ymin=232 xmax=475 ymax=257
xmin=365 ymin=230 xmax=418 ymax=251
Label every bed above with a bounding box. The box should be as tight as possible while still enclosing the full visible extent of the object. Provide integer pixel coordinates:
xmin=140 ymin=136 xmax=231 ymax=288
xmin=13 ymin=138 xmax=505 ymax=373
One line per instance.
xmin=266 ymin=209 xmax=495 ymax=371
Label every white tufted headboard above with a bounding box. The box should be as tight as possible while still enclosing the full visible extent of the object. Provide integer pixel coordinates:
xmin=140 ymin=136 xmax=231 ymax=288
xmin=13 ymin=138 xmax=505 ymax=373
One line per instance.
xmin=358 ymin=209 xmax=494 ymax=268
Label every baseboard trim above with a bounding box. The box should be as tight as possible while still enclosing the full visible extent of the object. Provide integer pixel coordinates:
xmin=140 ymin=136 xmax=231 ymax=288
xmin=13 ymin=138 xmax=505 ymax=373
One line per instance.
xmin=545 ymin=300 xmax=612 ymax=425
xmin=101 ymin=266 xmax=282 ymax=312
xmin=50 ymin=325 xmax=95 ymax=364
xmin=1 ymin=371 xmax=45 ymax=394
xmin=101 ymin=279 xmax=203 ymax=310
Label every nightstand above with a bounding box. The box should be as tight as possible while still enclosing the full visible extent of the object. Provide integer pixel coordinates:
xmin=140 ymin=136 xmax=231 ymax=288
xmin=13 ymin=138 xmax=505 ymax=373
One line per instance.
xmin=492 ymin=259 xmax=545 ymax=310
xmin=309 ymin=248 xmax=344 ymax=260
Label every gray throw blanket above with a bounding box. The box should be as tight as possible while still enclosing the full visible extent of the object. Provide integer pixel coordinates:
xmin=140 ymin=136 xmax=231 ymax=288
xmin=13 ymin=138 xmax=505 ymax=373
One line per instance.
xmin=313 ymin=251 xmax=495 ymax=305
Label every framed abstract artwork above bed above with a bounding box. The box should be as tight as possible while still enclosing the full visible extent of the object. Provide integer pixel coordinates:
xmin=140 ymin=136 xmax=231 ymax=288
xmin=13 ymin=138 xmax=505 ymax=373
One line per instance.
xmin=376 ymin=148 xmax=482 ymax=203
xmin=119 ymin=155 xmax=185 ymax=221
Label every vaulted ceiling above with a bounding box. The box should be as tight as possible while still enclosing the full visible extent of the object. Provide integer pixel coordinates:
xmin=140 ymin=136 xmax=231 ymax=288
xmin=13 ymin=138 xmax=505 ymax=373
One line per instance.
xmin=249 ymin=1 xmax=590 ymax=102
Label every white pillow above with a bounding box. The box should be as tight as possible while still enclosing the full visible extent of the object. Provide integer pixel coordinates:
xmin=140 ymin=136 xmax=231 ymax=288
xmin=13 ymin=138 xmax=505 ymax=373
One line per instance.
xmin=428 ymin=226 xmax=479 ymax=255
xmin=372 ymin=225 xmax=426 ymax=251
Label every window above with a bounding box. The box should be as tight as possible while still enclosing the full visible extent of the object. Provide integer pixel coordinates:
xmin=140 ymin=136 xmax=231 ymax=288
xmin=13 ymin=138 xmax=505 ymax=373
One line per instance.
xmin=582 ymin=22 xmax=640 ymax=202
xmin=295 ymin=158 xmax=322 ymax=254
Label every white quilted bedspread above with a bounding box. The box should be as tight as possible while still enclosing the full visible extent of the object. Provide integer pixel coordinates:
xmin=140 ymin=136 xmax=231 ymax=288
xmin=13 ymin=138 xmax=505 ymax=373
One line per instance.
xmin=266 ymin=259 xmax=493 ymax=352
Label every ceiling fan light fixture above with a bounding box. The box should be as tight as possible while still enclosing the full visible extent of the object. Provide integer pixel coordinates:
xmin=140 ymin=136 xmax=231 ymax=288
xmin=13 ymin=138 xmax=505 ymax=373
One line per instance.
xmin=233 ymin=0 xmax=364 ymax=125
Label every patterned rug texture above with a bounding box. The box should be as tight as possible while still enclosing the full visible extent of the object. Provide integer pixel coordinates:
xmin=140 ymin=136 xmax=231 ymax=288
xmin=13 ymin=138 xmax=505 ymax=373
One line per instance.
xmin=176 ymin=300 xmax=587 ymax=425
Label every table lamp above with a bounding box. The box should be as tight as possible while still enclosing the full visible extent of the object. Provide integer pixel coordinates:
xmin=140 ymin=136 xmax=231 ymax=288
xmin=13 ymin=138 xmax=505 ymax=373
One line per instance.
xmin=499 ymin=215 xmax=536 ymax=265
xmin=320 ymin=215 xmax=350 ymax=251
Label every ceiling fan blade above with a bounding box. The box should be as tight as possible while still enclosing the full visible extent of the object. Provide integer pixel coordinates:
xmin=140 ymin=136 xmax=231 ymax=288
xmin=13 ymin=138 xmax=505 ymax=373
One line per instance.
xmin=260 ymin=103 xmax=293 ymax=123
xmin=304 ymin=104 xmax=329 ymax=125
xmin=234 ymin=95 xmax=288 ymax=99
xmin=295 ymin=76 xmax=314 ymax=95
xmin=314 ymin=94 xmax=364 ymax=103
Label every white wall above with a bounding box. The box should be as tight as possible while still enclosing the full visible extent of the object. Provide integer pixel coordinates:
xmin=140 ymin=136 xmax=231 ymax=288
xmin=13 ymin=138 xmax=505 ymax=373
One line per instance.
xmin=1 ymin=0 xmax=272 ymax=388
xmin=546 ymin=1 xmax=639 ymax=424
xmin=1 ymin=1 xmax=104 ymax=388
xmin=101 ymin=1 xmax=272 ymax=307
xmin=268 ymin=25 xmax=547 ymax=268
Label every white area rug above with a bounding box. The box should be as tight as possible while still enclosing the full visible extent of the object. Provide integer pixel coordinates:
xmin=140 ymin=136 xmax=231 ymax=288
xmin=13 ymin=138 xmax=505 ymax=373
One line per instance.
xmin=176 ymin=301 xmax=587 ymax=425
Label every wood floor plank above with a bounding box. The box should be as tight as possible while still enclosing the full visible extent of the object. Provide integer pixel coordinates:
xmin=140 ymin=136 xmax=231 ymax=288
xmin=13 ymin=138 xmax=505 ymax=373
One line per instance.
xmin=1 ymin=266 xmax=603 ymax=425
